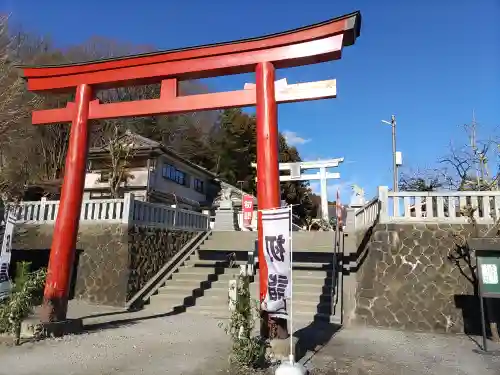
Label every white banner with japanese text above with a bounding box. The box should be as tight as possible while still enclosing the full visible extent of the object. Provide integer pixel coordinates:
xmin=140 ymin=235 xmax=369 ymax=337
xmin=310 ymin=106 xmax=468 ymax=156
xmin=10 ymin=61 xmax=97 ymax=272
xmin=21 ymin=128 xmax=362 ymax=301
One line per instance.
xmin=0 ymin=207 xmax=16 ymax=280
xmin=261 ymin=207 xmax=291 ymax=320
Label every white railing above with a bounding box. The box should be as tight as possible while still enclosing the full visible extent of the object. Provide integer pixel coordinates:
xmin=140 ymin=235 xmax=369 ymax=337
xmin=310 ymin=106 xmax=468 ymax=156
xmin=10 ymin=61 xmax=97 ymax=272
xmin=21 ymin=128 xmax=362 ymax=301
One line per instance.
xmin=378 ymin=186 xmax=500 ymax=223
xmin=354 ymin=197 xmax=380 ymax=230
xmin=16 ymin=198 xmax=125 ymax=222
xmin=130 ymin=199 xmax=209 ymax=231
xmin=11 ymin=193 xmax=210 ymax=231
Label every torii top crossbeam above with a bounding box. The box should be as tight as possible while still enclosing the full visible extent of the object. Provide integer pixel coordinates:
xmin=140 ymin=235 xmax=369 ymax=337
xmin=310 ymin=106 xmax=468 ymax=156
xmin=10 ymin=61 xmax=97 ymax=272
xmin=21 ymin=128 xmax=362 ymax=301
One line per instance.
xmin=20 ymin=12 xmax=361 ymax=125
xmin=17 ymin=11 xmax=361 ymax=326
xmin=21 ymin=11 xmax=360 ymax=92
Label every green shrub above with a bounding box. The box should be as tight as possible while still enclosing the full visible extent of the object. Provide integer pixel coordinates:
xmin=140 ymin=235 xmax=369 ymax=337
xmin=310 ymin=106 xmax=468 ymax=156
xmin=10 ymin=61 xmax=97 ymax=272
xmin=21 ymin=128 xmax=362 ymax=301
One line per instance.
xmin=0 ymin=264 xmax=46 ymax=335
xmin=13 ymin=261 xmax=31 ymax=294
xmin=219 ymin=274 xmax=269 ymax=371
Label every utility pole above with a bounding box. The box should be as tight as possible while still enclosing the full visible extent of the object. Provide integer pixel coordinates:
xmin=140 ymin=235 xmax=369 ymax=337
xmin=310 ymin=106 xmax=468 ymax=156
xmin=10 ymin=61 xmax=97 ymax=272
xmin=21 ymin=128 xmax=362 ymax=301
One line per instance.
xmin=382 ymin=115 xmax=398 ymax=192
xmin=472 ymin=110 xmax=480 ymax=190
xmin=467 ymin=109 xmax=483 ymax=190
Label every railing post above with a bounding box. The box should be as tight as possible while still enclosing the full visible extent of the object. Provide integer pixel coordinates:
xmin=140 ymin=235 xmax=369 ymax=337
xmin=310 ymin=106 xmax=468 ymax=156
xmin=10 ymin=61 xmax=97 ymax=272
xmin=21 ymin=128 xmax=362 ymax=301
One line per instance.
xmin=202 ymin=210 xmax=210 ymax=230
xmin=378 ymin=186 xmax=389 ymax=223
xmin=171 ymin=204 xmax=177 ymax=229
xmin=344 ymin=207 xmax=357 ymax=234
xmin=40 ymin=197 xmax=47 ymax=221
xmin=122 ymin=193 xmax=135 ymax=224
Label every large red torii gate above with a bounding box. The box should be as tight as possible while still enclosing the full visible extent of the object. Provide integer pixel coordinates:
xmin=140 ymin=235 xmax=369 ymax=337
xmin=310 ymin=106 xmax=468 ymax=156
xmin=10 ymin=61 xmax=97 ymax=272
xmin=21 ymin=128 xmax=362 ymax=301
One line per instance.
xmin=19 ymin=11 xmax=361 ymax=324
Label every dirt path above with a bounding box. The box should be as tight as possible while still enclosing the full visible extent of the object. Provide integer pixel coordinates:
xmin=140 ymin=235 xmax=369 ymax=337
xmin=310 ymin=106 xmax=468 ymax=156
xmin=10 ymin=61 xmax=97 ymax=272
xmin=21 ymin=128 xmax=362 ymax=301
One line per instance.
xmin=2 ymin=304 xmax=499 ymax=375
xmin=0 ymin=314 xmax=230 ymax=375
xmin=307 ymin=326 xmax=500 ymax=375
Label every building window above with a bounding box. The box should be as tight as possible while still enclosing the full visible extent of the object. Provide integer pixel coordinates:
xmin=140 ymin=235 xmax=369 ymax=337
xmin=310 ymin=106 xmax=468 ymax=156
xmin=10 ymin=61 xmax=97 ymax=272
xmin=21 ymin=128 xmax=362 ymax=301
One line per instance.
xmin=194 ymin=178 xmax=204 ymax=193
xmin=162 ymin=163 xmax=187 ymax=186
xmin=99 ymin=170 xmax=110 ymax=182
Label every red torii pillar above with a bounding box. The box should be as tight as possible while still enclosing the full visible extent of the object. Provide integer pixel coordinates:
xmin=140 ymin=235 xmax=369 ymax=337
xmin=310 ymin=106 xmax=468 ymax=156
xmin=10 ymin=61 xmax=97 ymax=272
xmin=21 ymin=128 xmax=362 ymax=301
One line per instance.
xmin=18 ymin=11 xmax=361 ymax=328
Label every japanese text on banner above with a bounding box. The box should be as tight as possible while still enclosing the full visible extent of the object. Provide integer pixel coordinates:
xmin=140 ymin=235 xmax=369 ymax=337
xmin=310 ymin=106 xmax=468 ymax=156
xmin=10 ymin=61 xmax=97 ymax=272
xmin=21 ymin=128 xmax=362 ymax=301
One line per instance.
xmin=261 ymin=207 xmax=291 ymax=320
xmin=242 ymin=195 xmax=254 ymax=227
xmin=0 ymin=208 xmax=16 ymax=281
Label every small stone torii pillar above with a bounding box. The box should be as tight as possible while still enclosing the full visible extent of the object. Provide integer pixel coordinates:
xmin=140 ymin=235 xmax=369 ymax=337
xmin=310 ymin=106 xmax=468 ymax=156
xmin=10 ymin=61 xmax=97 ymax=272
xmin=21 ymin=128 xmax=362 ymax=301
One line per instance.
xmin=252 ymin=158 xmax=343 ymax=222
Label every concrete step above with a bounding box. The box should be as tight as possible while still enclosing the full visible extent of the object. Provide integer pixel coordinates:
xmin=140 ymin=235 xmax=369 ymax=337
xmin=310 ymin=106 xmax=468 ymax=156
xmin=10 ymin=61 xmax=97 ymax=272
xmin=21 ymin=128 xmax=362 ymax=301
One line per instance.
xmin=180 ymin=304 xmax=339 ymax=329
xmin=293 ymin=312 xmax=342 ymax=327
xmin=170 ymin=269 xmax=240 ymax=282
xmin=193 ymin=292 xmax=332 ymax=315
xmin=199 ymin=243 xmax=254 ymax=252
xmin=150 ymin=293 xmax=195 ymax=308
xmin=174 ymin=265 xmax=240 ymax=275
xmin=251 ymin=282 xmax=335 ymax=295
xmin=243 ymin=287 xmax=335 ymax=305
xmin=253 ymin=275 xmax=334 ymax=287
xmin=157 ymin=296 xmax=340 ymax=328
xmin=199 ymin=233 xmax=256 ymax=251
xmin=199 ymin=231 xmax=336 ymax=253
xmin=292 ymin=291 xmax=334 ymax=304
xmin=202 ymin=232 xmax=257 ymax=242
xmin=157 ymin=279 xmax=229 ymax=294
xmin=286 ymin=263 xmax=335 ymax=270
xmin=182 ymin=256 xmax=247 ymax=268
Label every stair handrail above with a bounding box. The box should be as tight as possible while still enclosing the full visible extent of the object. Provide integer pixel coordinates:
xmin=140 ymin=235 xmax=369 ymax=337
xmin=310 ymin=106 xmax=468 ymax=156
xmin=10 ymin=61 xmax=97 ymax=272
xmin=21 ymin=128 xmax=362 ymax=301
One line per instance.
xmin=353 ymin=196 xmax=380 ymax=231
xmin=126 ymin=230 xmax=212 ymax=309
xmin=291 ymin=212 xmax=304 ymax=231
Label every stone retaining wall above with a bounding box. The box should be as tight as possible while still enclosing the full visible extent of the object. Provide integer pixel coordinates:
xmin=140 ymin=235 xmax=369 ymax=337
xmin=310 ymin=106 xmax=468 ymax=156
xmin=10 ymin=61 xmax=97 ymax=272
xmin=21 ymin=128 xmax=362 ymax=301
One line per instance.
xmin=12 ymin=224 xmax=196 ymax=306
xmin=354 ymin=223 xmax=487 ymax=333
xmin=127 ymin=226 xmax=194 ymax=300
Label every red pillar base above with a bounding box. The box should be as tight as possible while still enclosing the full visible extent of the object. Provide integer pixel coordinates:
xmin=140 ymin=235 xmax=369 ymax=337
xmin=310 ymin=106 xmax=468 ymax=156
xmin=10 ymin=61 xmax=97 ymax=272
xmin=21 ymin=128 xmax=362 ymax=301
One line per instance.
xmin=41 ymin=84 xmax=92 ymax=323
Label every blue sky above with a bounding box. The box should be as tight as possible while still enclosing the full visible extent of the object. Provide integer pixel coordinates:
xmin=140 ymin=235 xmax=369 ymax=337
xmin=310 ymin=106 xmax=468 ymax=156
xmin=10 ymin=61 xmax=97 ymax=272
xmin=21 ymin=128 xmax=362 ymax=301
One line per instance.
xmin=2 ymin=0 xmax=499 ymax=203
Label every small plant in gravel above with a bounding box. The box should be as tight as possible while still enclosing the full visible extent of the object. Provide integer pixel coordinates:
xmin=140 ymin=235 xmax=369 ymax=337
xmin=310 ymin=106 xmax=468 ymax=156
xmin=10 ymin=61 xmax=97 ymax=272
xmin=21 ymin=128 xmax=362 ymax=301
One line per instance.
xmin=0 ymin=263 xmax=46 ymax=340
xmin=219 ymin=274 xmax=269 ymax=373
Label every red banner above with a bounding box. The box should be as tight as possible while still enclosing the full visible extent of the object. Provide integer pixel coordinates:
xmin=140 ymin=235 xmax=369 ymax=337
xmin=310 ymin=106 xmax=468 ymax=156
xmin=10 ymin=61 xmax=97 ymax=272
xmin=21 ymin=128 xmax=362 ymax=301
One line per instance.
xmin=336 ymin=189 xmax=343 ymax=227
xmin=242 ymin=195 xmax=254 ymax=227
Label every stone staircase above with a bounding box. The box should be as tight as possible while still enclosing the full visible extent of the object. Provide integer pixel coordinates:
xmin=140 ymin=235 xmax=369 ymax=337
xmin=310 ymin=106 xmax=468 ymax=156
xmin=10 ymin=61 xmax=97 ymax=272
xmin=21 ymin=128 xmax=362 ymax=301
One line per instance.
xmin=146 ymin=231 xmax=341 ymax=330
xmin=253 ymin=263 xmax=341 ymax=330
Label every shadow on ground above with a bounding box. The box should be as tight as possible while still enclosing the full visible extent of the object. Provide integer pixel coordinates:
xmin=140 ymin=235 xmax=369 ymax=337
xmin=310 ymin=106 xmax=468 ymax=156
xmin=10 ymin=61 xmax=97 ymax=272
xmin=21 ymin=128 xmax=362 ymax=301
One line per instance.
xmin=76 ymin=308 xmax=183 ymax=334
xmin=293 ymin=321 xmax=341 ymax=362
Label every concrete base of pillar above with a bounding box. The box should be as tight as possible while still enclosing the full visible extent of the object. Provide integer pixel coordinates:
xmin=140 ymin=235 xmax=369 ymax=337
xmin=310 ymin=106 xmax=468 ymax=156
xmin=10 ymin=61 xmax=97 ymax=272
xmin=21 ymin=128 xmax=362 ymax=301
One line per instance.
xmin=275 ymin=360 xmax=308 ymax=375
xmin=267 ymin=336 xmax=299 ymax=362
xmin=20 ymin=316 xmax=83 ymax=340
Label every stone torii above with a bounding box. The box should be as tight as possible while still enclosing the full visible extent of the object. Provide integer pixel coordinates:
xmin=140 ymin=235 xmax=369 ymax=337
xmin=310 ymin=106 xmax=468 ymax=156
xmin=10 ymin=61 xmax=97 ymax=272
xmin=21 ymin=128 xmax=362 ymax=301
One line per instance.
xmin=252 ymin=158 xmax=343 ymax=222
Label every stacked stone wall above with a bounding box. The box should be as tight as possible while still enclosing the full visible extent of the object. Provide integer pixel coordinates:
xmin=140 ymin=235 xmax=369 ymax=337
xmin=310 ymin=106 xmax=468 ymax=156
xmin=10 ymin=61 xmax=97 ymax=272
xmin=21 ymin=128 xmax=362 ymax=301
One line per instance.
xmin=12 ymin=224 xmax=196 ymax=306
xmin=354 ymin=223 xmax=488 ymax=333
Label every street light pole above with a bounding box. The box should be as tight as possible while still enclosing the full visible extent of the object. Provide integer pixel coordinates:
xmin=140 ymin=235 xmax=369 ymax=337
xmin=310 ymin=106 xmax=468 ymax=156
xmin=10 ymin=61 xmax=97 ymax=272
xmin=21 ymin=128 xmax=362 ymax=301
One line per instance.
xmin=391 ymin=115 xmax=398 ymax=192
xmin=382 ymin=115 xmax=398 ymax=192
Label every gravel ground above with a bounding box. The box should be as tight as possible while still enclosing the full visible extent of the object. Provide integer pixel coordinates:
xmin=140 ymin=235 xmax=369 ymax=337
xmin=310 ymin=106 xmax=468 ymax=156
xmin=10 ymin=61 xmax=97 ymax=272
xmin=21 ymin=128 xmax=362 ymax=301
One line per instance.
xmin=1 ymin=307 xmax=500 ymax=375
xmin=0 ymin=314 xmax=231 ymax=375
xmin=307 ymin=326 xmax=500 ymax=375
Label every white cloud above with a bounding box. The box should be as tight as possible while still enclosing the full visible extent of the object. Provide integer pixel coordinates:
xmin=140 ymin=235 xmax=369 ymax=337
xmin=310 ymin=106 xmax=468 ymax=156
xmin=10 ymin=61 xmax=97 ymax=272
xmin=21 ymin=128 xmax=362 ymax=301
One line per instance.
xmin=282 ymin=130 xmax=311 ymax=146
